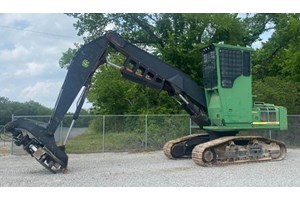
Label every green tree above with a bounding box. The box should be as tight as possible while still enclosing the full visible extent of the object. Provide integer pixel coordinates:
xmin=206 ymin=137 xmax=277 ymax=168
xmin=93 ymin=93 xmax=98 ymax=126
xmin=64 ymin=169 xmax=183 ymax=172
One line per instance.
xmin=88 ymin=66 xmax=182 ymax=115
xmin=253 ymin=77 xmax=300 ymax=114
xmin=61 ymin=13 xmax=255 ymax=115
xmin=250 ymin=14 xmax=300 ymax=113
xmin=252 ymin=14 xmax=300 ymax=81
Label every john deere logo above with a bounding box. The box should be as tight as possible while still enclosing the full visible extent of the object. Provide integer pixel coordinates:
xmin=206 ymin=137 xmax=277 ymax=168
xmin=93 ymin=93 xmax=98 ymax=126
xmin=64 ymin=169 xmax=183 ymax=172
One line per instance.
xmin=82 ymin=59 xmax=90 ymax=68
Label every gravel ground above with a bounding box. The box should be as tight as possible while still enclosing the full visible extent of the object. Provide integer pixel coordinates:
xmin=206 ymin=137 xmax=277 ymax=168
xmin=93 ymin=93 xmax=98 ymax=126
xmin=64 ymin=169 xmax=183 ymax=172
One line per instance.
xmin=1 ymin=149 xmax=300 ymax=187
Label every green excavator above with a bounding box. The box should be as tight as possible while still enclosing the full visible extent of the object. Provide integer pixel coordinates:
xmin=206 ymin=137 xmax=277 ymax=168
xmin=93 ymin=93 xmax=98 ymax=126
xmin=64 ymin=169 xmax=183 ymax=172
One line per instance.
xmin=0 ymin=31 xmax=287 ymax=173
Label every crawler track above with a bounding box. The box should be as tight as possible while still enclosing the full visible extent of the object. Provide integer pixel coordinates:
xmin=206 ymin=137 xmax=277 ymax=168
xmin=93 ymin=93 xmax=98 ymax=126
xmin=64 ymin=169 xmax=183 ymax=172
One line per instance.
xmin=163 ymin=134 xmax=209 ymax=159
xmin=192 ymin=136 xmax=287 ymax=166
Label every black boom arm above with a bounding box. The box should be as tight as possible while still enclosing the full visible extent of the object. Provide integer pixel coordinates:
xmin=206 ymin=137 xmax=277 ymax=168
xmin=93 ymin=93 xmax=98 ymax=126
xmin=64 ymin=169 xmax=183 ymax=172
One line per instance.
xmin=47 ymin=36 xmax=109 ymax=135
xmin=1 ymin=31 xmax=209 ymax=173
xmin=48 ymin=31 xmax=208 ymax=134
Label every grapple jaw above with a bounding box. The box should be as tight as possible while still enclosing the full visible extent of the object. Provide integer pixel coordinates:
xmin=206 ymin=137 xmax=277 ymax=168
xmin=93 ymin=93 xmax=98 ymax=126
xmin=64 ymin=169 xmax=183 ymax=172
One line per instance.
xmin=2 ymin=118 xmax=68 ymax=173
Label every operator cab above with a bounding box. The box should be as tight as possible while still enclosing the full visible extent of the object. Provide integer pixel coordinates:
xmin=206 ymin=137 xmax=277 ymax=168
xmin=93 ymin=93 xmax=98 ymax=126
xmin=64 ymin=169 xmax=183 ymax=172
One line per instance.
xmin=201 ymin=44 xmax=287 ymax=131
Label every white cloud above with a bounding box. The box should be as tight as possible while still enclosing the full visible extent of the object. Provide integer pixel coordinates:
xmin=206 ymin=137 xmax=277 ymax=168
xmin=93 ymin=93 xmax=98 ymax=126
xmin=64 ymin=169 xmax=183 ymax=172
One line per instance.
xmin=20 ymin=81 xmax=63 ymax=109
xmin=0 ymin=45 xmax=30 ymax=60
xmin=15 ymin=62 xmax=46 ymax=76
xmin=19 ymin=80 xmax=91 ymax=112
xmin=21 ymin=81 xmax=58 ymax=98
xmin=0 ymin=88 xmax=11 ymax=97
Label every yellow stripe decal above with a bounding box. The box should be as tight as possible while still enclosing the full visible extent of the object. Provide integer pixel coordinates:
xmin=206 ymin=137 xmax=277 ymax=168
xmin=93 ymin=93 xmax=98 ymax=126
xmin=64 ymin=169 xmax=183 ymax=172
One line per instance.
xmin=252 ymin=122 xmax=279 ymax=125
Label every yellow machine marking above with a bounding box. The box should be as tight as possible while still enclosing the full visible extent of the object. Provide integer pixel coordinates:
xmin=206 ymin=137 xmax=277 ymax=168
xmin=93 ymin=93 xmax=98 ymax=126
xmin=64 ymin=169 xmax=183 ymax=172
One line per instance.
xmin=252 ymin=121 xmax=279 ymax=125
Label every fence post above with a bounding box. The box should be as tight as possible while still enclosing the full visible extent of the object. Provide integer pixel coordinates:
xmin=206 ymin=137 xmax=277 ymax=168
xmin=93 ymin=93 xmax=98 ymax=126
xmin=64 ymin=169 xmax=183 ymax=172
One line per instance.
xmin=145 ymin=115 xmax=148 ymax=149
xmin=10 ymin=114 xmax=14 ymax=155
xmin=102 ymin=115 xmax=105 ymax=153
xmin=269 ymin=130 xmax=272 ymax=139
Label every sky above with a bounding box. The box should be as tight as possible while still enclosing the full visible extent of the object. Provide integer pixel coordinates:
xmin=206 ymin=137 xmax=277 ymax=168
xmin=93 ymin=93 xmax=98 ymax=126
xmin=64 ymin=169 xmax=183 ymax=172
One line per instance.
xmin=0 ymin=13 xmax=86 ymax=111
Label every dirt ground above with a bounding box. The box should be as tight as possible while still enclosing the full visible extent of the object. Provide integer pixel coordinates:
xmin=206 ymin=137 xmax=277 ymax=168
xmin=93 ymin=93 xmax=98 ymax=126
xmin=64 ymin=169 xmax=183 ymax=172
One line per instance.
xmin=1 ymin=148 xmax=300 ymax=187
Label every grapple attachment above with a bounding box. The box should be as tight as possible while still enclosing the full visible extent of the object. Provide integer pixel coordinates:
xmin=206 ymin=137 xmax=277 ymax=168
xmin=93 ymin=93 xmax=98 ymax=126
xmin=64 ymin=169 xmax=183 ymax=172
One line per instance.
xmin=1 ymin=118 xmax=68 ymax=173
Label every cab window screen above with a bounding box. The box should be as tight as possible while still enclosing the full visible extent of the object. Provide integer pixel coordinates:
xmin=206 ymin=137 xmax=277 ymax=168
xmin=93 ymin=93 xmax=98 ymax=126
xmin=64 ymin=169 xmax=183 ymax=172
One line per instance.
xmin=203 ymin=50 xmax=217 ymax=88
xmin=219 ymin=49 xmax=242 ymax=88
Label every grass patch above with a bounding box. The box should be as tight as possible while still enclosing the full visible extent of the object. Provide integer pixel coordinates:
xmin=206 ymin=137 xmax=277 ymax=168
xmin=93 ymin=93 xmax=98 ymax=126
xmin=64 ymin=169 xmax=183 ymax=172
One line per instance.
xmin=66 ymin=130 xmax=102 ymax=153
xmin=65 ymin=129 xmax=145 ymax=153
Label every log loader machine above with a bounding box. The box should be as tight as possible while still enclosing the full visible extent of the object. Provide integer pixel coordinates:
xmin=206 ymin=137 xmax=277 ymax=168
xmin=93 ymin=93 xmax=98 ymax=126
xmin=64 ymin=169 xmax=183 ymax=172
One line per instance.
xmin=0 ymin=31 xmax=288 ymax=173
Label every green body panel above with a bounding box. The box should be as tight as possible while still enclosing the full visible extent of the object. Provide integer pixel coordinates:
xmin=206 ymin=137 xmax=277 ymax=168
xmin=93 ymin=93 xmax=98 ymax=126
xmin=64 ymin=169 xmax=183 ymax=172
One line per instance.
xmin=202 ymin=43 xmax=288 ymax=132
xmin=206 ymin=76 xmax=253 ymax=126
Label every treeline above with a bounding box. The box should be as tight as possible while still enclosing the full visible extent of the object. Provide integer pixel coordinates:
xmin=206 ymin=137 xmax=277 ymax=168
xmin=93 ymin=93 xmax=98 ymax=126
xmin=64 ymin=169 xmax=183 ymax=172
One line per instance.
xmin=0 ymin=97 xmax=92 ymax=126
xmin=0 ymin=97 xmax=52 ymax=125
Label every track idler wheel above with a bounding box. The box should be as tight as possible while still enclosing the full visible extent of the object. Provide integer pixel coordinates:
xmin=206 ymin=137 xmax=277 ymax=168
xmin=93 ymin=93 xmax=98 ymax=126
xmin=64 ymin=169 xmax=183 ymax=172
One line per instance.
xmin=202 ymin=149 xmax=215 ymax=163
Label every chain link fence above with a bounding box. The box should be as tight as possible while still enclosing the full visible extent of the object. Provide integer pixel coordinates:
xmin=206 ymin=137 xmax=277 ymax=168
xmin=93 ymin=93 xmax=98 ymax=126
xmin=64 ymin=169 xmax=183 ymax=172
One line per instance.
xmin=1 ymin=115 xmax=299 ymax=155
xmin=0 ymin=125 xmax=12 ymax=155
